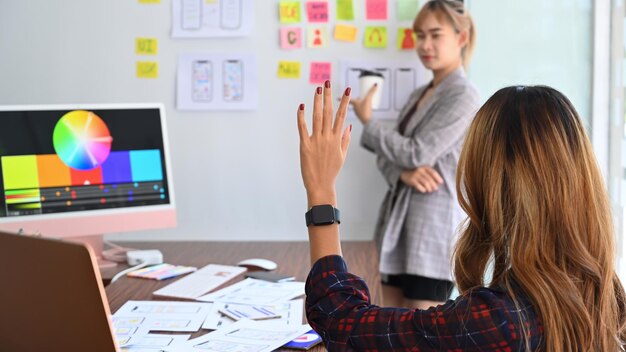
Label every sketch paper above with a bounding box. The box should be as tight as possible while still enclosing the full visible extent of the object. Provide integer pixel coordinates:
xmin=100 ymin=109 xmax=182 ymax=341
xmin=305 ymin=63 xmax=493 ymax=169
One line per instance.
xmin=114 ymin=301 xmax=213 ymax=332
xmin=171 ymin=0 xmax=254 ymax=38
xmin=340 ymin=59 xmax=431 ymax=119
xmin=180 ymin=319 xmax=311 ymax=352
xmin=196 ymin=278 xmax=305 ymax=305
xmin=176 ymin=53 xmax=258 ymax=111
xmin=202 ymin=299 xmax=304 ymax=330
xmin=118 ymin=334 xmax=190 ymax=350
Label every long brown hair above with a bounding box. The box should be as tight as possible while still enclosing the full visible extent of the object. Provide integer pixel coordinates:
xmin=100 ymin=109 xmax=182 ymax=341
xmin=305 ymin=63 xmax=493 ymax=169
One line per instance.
xmin=413 ymin=0 xmax=476 ymax=69
xmin=454 ymin=86 xmax=626 ymax=351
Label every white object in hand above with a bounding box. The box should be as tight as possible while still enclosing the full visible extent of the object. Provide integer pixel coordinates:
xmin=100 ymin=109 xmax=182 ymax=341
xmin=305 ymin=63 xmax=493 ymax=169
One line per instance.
xmin=359 ymin=70 xmax=384 ymax=110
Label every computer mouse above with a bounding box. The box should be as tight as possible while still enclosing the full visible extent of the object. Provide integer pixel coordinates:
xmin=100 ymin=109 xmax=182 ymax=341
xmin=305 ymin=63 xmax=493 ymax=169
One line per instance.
xmin=236 ymin=258 xmax=278 ymax=271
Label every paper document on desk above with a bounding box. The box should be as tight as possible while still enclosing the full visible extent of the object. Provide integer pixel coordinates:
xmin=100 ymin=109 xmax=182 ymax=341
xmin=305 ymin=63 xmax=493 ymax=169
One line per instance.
xmin=202 ymin=299 xmax=304 ymax=330
xmin=114 ymin=300 xmax=212 ymax=333
xmin=196 ymin=278 xmax=305 ymax=305
xmin=118 ymin=333 xmax=190 ymax=351
xmin=173 ymin=319 xmax=311 ymax=352
xmin=153 ymin=264 xmax=246 ymax=300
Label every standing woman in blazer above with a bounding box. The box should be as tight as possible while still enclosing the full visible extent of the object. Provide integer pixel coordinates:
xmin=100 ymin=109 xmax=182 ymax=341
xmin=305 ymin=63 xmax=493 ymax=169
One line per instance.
xmin=351 ymin=0 xmax=480 ymax=309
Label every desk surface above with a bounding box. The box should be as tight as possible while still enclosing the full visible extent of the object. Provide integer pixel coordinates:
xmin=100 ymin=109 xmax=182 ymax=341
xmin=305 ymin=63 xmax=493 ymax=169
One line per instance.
xmin=104 ymin=241 xmax=381 ymax=351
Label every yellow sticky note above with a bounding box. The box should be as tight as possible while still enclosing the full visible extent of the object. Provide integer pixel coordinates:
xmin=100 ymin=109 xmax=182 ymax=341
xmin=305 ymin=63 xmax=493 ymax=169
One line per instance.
xmin=278 ymin=61 xmax=301 ymax=79
xmin=138 ymin=0 xmax=160 ymax=3
xmin=364 ymin=26 xmax=387 ymax=48
xmin=334 ymin=24 xmax=357 ymax=42
xmin=136 ymin=38 xmax=158 ymax=55
xmin=136 ymin=61 xmax=158 ymax=78
xmin=280 ymin=1 xmax=301 ymax=24
xmin=397 ymin=28 xmax=416 ymax=50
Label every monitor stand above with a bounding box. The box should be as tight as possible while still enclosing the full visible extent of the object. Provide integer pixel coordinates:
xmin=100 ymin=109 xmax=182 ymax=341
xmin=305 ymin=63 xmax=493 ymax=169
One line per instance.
xmin=66 ymin=234 xmax=118 ymax=269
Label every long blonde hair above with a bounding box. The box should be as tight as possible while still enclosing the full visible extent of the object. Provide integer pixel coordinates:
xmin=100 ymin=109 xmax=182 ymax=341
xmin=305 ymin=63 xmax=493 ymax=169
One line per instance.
xmin=413 ymin=0 xmax=476 ymax=69
xmin=454 ymin=86 xmax=626 ymax=351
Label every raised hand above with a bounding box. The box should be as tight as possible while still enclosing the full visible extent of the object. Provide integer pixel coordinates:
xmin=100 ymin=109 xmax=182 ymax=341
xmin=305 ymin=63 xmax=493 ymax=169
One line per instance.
xmin=348 ymin=84 xmax=378 ymax=124
xmin=297 ymin=81 xmax=352 ymax=207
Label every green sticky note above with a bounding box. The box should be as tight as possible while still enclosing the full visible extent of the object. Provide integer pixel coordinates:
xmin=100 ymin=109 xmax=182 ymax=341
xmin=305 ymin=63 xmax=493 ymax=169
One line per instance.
xmin=280 ymin=1 xmax=301 ymax=24
xmin=397 ymin=0 xmax=419 ymax=21
xmin=364 ymin=26 xmax=387 ymax=48
xmin=336 ymin=0 xmax=354 ymax=21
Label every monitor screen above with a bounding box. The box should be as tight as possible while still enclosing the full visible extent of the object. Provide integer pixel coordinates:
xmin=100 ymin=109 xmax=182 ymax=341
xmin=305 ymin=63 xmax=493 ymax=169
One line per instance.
xmin=0 ymin=104 xmax=176 ymax=238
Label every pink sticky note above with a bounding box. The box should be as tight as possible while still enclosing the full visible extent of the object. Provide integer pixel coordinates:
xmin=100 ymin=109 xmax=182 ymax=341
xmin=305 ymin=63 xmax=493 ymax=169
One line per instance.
xmin=280 ymin=27 xmax=302 ymax=50
xmin=366 ymin=0 xmax=387 ymax=20
xmin=310 ymin=62 xmax=331 ymax=84
xmin=306 ymin=1 xmax=329 ymax=23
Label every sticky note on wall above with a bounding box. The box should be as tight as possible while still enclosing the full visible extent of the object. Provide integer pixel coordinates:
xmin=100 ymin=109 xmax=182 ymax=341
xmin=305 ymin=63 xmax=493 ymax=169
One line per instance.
xmin=280 ymin=1 xmax=301 ymax=23
xmin=364 ymin=26 xmax=387 ymax=48
xmin=397 ymin=0 xmax=419 ymax=21
xmin=366 ymin=0 xmax=388 ymax=20
xmin=336 ymin=0 xmax=354 ymax=20
xmin=138 ymin=0 xmax=160 ymax=3
xmin=136 ymin=38 xmax=158 ymax=55
xmin=280 ymin=27 xmax=302 ymax=49
xmin=334 ymin=24 xmax=357 ymax=42
xmin=397 ymin=28 xmax=416 ymax=49
xmin=307 ymin=27 xmax=328 ymax=48
xmin=306 ymin=1 xmax=329 ymax=23
xmin=278 ymin=61 xmax=301 ymax=78
xmin=136 ymin=61 xmax=159 ymax=78
xmin=310 ymin=62 xmax=331 ymax=84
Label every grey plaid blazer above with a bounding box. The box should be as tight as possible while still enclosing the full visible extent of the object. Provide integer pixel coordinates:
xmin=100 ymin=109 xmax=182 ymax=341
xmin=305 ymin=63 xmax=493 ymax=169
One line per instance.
xmin=360 ymin=67 xmax=480 ymax=281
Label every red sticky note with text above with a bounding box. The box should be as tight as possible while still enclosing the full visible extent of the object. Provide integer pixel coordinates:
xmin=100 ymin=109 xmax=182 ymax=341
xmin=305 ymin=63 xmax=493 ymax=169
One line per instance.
xmin=366 ymin=0 xmax=387 ymax=20
xmin=306 ymin=1 xmax=329 ymax=23
xmin=310 ymin=62 xmax=332 ymax=84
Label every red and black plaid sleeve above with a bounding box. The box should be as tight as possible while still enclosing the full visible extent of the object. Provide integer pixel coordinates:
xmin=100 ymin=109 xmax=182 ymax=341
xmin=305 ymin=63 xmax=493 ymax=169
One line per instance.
xmin=305 ymin=255 xmax=543 ymax=351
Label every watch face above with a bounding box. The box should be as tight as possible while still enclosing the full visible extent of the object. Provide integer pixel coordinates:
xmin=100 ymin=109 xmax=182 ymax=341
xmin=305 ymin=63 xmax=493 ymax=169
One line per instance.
xmin=311 ymin=205 xmax=336 ymax=225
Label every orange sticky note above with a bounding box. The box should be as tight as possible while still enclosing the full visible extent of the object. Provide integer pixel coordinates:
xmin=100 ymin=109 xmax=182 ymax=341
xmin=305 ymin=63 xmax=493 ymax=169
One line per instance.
xmin=334 ymin=24 xmax=357 ymax=42
xmin=310 ymin=62 xmax=331 ymax=84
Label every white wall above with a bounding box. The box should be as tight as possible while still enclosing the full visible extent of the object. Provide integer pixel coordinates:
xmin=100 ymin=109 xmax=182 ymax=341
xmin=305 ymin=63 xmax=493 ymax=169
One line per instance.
xmin=0 ymin=0 xmax=425 ymax=241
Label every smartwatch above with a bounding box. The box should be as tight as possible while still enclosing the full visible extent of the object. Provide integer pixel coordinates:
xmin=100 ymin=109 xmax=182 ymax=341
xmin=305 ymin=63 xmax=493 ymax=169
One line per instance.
xmin=305 ymin=204 xmax=341 ymax=227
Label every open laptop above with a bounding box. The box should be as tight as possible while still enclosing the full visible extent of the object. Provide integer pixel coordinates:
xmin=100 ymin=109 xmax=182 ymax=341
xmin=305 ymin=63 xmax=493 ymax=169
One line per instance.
xmin=0 ymin=231 xmax=119 ymax=352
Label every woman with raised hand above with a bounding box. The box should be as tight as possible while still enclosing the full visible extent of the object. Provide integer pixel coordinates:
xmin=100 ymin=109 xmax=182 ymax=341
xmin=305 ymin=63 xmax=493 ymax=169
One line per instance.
xmin=299 ymin=82 xmax=626 ymax=350
xmin=351 ymin=0 xmax=480 ymax=309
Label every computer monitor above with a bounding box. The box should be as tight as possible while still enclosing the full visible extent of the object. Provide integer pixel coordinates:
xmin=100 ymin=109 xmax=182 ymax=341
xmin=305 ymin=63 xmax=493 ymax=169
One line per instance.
xmin=0 ymin=103 xmax=176 ymax=264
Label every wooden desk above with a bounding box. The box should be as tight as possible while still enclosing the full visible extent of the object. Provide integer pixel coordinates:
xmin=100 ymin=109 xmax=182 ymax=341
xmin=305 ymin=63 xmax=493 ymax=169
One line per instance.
xmin=104 ymin=241 xmax=381 ymax=351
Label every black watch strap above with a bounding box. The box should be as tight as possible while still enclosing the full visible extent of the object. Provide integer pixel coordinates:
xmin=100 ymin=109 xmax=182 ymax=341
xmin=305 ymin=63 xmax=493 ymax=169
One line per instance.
xmin=305 ymin=204 xmax=341 ymax=227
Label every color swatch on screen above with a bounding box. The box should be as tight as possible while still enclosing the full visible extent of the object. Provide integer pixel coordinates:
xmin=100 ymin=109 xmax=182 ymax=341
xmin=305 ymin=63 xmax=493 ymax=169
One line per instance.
xmin=53 ymin=110 xmax=113 ymax=171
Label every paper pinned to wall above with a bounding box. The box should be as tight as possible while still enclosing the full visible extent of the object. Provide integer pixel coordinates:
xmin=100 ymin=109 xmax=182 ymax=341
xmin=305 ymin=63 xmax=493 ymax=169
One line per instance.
xmin=366 ymin=0 xmax=387 ymax=20
xmin=171 ymin=0 xmax=254 ymax=38
xmin=278 ymin=61 xmax=302 ymax=78
xmin=310 ymin=62 xmax=332 ymax=84
xmin=136 ymin=61 xmax=159 ymax=78
xmin=280 ymin=0 xmax=302 ymax=23
xmin=364 ymin=26 xmax=387 ymax=48
xmin=136 ymin=38 xmax=158 ymax=55
xmin=280 ymin=27 xmax=302 ymax=49
xmin=138 ymin=0 xmax=160 ymax=3
xmin=397 ymin=28 xmax=416 ymax=50
xmin=306 ymin=1 xmax=329 ymax=23
xmin=397 ymin=0 xmax=419 ymax=21
xmin=307 ymin=26 xmax=328 ymax=48
xmin=334 ymin=24 xmax=357 ymax=42
xmin=336 ymin=0 xmax=354 ymax=20
xmin=176 ymin=53 xmax=258 ymax=111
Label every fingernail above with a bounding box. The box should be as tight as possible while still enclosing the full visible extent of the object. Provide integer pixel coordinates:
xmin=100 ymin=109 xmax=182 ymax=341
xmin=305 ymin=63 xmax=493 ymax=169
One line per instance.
xmin=349 ymin=124 xmax=352 ymax=132
xmin=345 ymin=87 xmax=351 ymax=96
xmin=316 ymin=87 xmax=322 ymax=94
xmin=325 ymin=80 xmax=330 ymax=88
xmin=299 ymin=103 xmax=304 ymax=111
xmin=374 ymin=83 xmax=378 ymax=87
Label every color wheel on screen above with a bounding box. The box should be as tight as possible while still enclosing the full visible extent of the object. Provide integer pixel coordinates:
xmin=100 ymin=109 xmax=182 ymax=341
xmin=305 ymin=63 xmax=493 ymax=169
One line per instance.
xmin=53 ymin=110 xmax=113 ymax=171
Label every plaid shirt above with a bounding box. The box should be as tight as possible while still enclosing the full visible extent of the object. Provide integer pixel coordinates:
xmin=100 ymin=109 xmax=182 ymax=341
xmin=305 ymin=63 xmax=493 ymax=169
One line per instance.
xmin=305 ymin=255 xmax=543 ymax=351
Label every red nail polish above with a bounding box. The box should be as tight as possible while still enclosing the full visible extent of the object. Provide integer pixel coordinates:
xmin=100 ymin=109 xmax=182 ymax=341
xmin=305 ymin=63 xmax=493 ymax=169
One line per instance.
xmin=374 ymin=83 xmax=378 ymax=87
xmin=345 ymin=87 xmax=351 ymax=96
xmin=299 ymin=103 xmax=304 ymax=111
xmin=325 ymin=80 xmax=330 ymax=88
xmin=316 ymin=87 xmax=322 ymax=94
xmin=349 ymin=124 xmax=352 ymax=132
